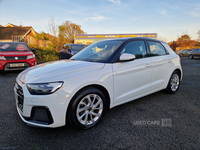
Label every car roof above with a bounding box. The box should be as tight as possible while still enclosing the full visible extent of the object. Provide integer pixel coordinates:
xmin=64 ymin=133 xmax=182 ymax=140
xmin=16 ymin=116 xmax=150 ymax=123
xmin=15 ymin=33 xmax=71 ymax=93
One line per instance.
xmin=64 ymin=38 xmax=164 ymax=46
xmin=193 ymin=48 xmax=200 ymax=50
xmin=98 ymin=37 xmax=165 ymax=43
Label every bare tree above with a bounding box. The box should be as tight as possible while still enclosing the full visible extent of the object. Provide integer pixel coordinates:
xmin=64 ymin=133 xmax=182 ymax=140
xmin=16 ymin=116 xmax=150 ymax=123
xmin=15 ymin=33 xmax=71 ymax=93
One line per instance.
xmin=47 ymin=16 xmax=60 ymax=51
xmin=157 ymin=34 xmax=167 ymax=42
xmin=197 ymin=30 xmax=200 ymax=42
xmin=46 ymin=18 xmax=86 ymax=51
xmin=47 ymin=16 xmax=58 ymax=37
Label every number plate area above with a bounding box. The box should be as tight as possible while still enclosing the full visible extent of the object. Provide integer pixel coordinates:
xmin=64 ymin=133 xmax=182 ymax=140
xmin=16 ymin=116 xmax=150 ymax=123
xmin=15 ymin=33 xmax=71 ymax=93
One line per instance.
xmin=10 ymin=63 xmax=25 ymax=67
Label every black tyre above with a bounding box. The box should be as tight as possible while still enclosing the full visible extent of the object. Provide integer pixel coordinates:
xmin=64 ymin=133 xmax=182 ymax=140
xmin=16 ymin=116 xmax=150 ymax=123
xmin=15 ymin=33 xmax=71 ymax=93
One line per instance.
xmin=189 ymin=55 xmax=193 ymax=59
xmin=166 ymin=71 xmax=180 ymax=94
xmin=67 ymin=87 xmax=107 ymax=129
xmin=0 ymin=70 xmax=5 ymax=74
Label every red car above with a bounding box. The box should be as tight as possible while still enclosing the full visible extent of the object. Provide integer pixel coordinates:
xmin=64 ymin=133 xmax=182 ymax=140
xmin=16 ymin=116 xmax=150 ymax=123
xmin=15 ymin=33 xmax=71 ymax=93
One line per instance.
xmin=0 ymin=42 xmax=37 ymax=72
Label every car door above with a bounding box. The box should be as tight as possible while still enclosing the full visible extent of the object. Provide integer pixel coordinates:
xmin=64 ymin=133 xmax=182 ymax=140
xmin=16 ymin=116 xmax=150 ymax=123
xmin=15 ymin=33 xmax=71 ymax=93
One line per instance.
xmin=147 ymin=41 xmax=174 ymax=91
xmin=197 ymin=49 xmax=200 ymax=58
xmin=192 ymin=49 xmax=196 ymax=57
xmin=112 ymin=40 xmax=152 ymax=106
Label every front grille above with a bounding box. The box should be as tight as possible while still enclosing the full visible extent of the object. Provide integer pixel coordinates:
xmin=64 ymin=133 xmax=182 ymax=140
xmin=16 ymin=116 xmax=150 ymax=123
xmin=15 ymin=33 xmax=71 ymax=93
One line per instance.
xmin=15 ymin=83 xmax=24 ymax=112
xmin=5 ymin=56 xmax=27 ymax=60
xmin=24 ymin=107 xmax=54 ymax=125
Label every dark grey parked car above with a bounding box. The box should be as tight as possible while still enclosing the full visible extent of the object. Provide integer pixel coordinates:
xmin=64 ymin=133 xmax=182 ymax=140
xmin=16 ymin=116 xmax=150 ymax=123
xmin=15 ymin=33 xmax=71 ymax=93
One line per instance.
xmin=59 ymin=44 xmax=87 ymax=60
xmin=179 ymin=49 xmax=192 ymax=57
xmin=189 ymin=48 xmax=200 ymax=59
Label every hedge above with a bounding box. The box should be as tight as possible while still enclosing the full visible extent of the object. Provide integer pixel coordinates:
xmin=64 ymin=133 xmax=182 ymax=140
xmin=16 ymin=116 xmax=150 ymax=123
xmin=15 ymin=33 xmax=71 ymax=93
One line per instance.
xmin=28 ymin=44 xmax=60 ymax=63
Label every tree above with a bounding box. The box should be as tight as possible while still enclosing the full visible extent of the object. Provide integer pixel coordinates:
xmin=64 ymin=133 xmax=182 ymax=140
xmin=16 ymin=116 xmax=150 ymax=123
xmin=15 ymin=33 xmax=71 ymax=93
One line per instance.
xmin=197 ymin=30 xmax=200 ymax=42
xmin=33 ymin=33 xmax=40 ymax=45
xmin=61 ymin=21 xmax=85 ymax=43
xmin=58 ymin=25 xmax=66 ymax=49
xmin=47 ymin=16 xmax=60 ymax=51
xmin=168 ymin=41 xmax=178 ymax=51
xmin=46 ymin=18 xmax=86 ymax=51
xmin=175 ymin=34 xmax=194 ymax=48
xmin=40 ymin=32 xmax=49 ymax=48
xmin=157 ymin=34 xmax=167 ymax=42
xmin=47 ymin=16 xmax=58 ymax=37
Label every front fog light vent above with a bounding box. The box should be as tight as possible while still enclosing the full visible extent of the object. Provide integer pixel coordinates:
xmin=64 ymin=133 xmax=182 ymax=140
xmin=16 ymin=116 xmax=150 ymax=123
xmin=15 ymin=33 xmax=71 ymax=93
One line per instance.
xmin=31 ymin=107 xmax=53 ymax=124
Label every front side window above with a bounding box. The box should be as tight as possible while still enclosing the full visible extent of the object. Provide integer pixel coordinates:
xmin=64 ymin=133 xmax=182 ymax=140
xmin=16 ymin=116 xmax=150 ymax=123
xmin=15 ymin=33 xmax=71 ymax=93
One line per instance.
xmin=121 ymin=41 xmax=147 ymax=59
xmin=148 ymin=41 xmax=167 ymax=56
xmin=71 ymin=40 xmax=123 ymax=62
xmin=71 ymin=45 xmax=87 ymax=51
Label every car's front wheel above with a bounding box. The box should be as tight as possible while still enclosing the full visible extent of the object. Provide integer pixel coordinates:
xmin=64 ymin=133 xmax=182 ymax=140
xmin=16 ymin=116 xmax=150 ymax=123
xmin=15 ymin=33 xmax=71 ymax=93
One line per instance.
xmin=67 ymin=87 xmax=106 ymax=129
xmin=166 ymin=71 xmax=180 ymax=94
xmin=189 ymin=55 xmax=193 ymax=59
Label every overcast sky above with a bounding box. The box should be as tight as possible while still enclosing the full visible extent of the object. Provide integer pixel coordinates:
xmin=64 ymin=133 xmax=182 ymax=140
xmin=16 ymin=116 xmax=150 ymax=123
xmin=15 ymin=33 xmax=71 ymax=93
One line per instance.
xmin=0 ymin=0 xmax=200 ymax=42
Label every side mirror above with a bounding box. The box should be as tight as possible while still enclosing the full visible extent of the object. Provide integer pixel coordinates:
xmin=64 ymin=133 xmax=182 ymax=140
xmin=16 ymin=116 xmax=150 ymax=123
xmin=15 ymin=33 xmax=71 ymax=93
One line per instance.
xmin=67 ymin=48 xmax=71 ymax=53
xmin=119 ymin=53 xmax=135 ymax=62
xmin=31 ymin=48 xmax=35 ymax=51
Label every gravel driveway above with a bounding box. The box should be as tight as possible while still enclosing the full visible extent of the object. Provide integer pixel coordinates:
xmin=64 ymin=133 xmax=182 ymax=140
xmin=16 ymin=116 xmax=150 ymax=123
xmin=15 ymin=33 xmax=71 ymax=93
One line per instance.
xmin=0 ymin=57 xmax=200 ymax=150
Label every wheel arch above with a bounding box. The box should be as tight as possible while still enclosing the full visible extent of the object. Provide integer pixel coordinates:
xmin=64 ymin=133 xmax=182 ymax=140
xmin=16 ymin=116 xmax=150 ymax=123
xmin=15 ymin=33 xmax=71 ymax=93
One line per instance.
xmin=174 ymin=68 xmax=182 ymax=80
xmin=65 ymin=84 xmax=111 ymax=124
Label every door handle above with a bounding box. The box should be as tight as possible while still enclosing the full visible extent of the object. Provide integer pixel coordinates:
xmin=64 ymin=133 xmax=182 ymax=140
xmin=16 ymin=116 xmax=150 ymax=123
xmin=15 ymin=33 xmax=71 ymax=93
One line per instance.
xmin=145 ymin=64 xmax=151 ymax=68
xmin=168 ymin=60 xmax=172 ymax=63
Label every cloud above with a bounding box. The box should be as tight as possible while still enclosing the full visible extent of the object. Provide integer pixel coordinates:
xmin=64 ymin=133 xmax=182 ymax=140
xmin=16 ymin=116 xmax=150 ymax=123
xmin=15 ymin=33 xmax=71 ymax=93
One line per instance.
xmin=108 ymin=0 xmax=121 ymax=5
xmin=190 ymin=11 xmax=200 ymax=17
xmin=85 ymin=15 xmax=111 ymax=22
xmin=159 ymin=10 xmax=167 ymax=16
xmin=129 ymin=16 xmax=145 ymax=21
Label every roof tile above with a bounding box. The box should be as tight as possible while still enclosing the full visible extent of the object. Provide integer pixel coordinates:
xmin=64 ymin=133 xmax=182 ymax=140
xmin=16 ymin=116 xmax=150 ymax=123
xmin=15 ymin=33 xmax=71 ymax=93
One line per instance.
xmin=0 ymin=27 xmax=32 ymax=40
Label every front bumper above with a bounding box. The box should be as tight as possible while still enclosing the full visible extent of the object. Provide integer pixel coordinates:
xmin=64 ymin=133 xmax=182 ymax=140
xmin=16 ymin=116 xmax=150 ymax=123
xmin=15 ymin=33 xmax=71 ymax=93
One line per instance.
xmin=0 ymin=58 xmax=37 ymax=71
xmin=14 ymin=81 xmax=70 ymax=128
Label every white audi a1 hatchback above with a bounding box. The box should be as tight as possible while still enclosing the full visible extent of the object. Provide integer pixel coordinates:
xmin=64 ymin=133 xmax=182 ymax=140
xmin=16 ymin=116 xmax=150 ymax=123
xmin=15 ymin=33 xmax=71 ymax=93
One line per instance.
xmin=14 ymin=38 xmax=182 ymax=129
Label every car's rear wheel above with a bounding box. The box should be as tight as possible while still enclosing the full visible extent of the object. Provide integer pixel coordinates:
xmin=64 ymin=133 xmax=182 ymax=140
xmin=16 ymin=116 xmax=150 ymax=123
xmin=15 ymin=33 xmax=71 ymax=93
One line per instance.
xmin=67 ymin=87 xmax=106 ymax=129
xmin=166 ymin=71 xmax=180 ymax=94
xmin=189 ymin=55 xmax=193 ymax=59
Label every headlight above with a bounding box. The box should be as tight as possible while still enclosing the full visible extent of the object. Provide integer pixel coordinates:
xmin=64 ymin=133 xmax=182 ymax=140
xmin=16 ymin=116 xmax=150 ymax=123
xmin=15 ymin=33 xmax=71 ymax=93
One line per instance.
xmin=27 ymin=54 xmax=35 ymax=59
xmin=26 ymin=82 xmax=63 ymax=95
xmin=0 ymin=56 xmax=6 ymax=60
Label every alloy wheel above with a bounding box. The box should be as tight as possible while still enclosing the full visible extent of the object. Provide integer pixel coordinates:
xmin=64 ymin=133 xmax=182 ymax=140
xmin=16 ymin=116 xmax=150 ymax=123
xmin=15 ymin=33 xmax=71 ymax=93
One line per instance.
xmin=76 ymin=94 xmax=103 ymax=125
xmin=170 ymin=74 xmax=180 ymax=92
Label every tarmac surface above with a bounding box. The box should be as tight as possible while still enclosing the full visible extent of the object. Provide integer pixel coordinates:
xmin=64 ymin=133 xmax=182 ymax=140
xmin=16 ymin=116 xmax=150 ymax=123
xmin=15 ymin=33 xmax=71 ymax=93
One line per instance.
xmin=0 ymin=57 xmax=200 ymax=150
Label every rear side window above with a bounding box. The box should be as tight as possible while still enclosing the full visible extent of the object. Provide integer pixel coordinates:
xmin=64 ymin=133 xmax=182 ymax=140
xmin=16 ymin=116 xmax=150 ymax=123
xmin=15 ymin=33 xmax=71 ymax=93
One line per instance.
xmin=148 ymin=41 xmax=167 ymax=56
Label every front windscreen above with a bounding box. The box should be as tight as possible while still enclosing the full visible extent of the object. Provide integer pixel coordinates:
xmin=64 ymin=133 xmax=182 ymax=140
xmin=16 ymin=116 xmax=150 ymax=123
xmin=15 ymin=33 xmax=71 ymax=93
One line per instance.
xmin=71 ymin=45 xmax=87 ymax=51
xmin=71 ymin=40 xmax=123 ymax=62
xmin=0 ymin=43 xmax=29 ymax=51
